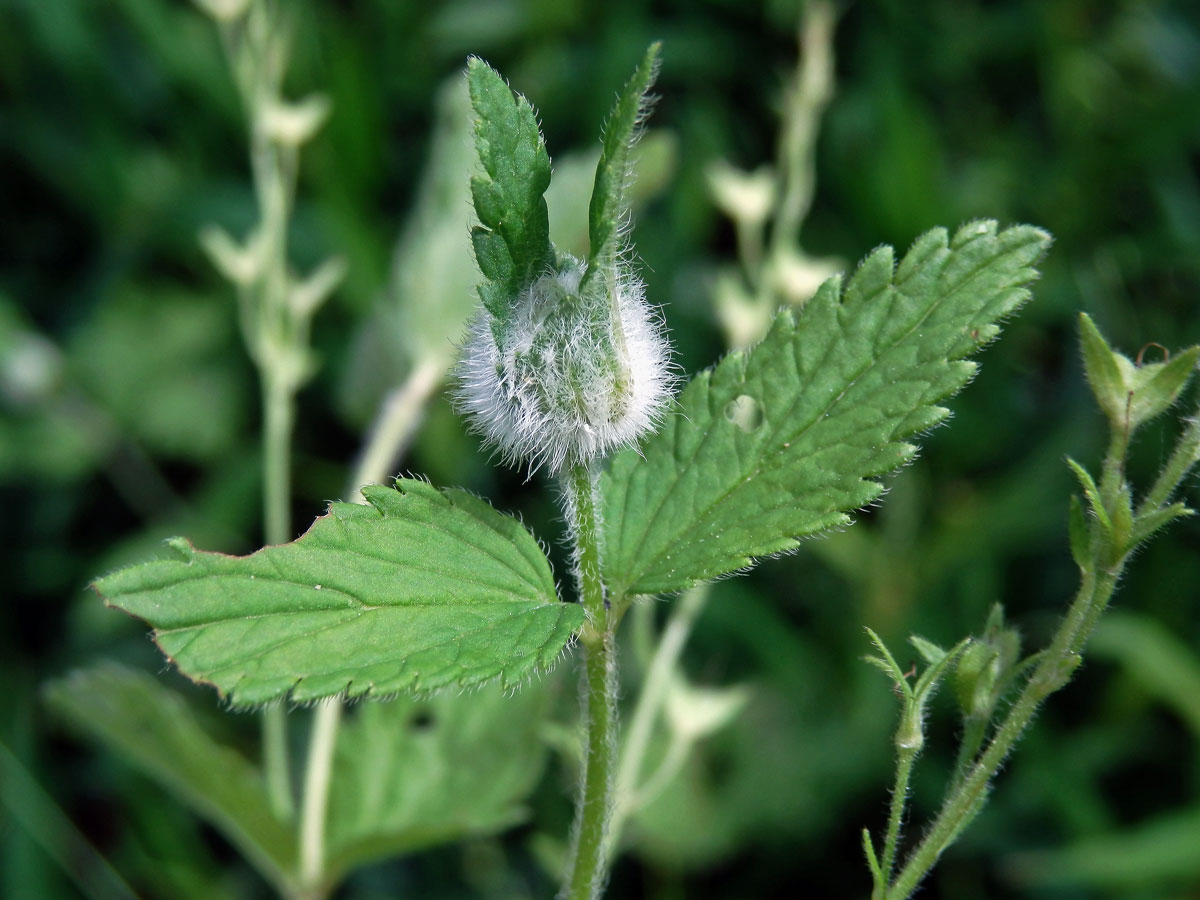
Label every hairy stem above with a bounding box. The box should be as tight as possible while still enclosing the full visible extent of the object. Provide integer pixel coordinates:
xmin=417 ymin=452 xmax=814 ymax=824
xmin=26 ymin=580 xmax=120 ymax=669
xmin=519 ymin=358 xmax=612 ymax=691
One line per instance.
xmin=886 ymin=566 xmax=1119 ymax=899
xmin=562 ymin=462 xmax=617 ymax=900
xmin=880 ymin=749 xmax=916 ymax=886
xmin=567 ymin=637 xmax=617 ymax=900
xmin=947 ymin=715 xmax=989 ymax=795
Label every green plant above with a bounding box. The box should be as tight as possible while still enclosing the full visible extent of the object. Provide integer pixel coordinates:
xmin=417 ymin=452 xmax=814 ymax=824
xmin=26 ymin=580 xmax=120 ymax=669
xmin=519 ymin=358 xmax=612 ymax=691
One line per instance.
xmin=44 ymin=23 xmax=1200 ymax=900
xmin=860 ymin=314 xmax=1200 ymax=899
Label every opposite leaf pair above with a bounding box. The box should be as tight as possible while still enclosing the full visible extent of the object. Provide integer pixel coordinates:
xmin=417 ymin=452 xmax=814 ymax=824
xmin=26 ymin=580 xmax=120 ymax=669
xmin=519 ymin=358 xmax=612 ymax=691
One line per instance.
xmin=95 ymin=48 xmax=1051 ymax=714
xmin=95 ymin=215 xmax=1052 ymax=706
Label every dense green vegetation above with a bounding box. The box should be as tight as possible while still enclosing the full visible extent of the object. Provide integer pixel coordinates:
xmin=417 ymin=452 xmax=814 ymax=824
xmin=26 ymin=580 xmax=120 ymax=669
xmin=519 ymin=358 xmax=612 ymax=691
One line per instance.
xmin=3 ymin=1 xmax=1200 ymax=898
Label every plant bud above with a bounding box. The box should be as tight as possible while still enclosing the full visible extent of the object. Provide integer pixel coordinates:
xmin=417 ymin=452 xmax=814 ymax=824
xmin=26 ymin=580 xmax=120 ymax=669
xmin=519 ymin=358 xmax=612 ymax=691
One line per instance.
xmin=456 ymin=256 xmax=673 ymax=473
xmin=954 ymin=605 xmax=1021 ymax=720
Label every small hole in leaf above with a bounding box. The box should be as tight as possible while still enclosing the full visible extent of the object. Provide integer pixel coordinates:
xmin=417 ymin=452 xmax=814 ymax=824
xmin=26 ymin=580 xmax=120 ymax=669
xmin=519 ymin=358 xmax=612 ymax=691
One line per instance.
xmin=409 ymin=708 xmax=436 ymax=731
xmin=724 ymin=394 xmax=763 ymax=432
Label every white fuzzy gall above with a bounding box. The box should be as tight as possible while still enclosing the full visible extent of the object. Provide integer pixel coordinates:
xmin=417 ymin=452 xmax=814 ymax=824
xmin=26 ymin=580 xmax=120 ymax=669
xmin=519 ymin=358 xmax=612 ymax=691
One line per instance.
xmin=455 ymin=256 xmax=673 ymax=474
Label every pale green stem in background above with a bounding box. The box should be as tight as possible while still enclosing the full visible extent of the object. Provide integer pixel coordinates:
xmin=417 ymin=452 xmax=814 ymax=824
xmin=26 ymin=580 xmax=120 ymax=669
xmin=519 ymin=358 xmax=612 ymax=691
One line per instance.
xmin=254 ymin=152 xmax=299 ymax=832
xmin=606 ymin=584 xmax=709 ymax=856
xmin=263 ymin=377 xmax=295 ymax=548
xmin=735 ymin=216 xmax=766 ymax=293
xmin=252 ymin=81 xmax=298 ymax=835
xmin=717 ymin=0 xmax=836 ymax=348
xmin=260 ymin=394 xmax=298 ymax=822
xmin=263 ymin=702 xmax=294 ymax=825
xmin=348 ymin=356 xmax=444 ymax=498
xmin=286 ymin=362 xmax=454 ymax=892
xmin=770 ymin=0 xmax=835 ymax=261
xmin=561 ymin=462 xmax=616 ymax=900
xmin=214 ymin=2 xmax=303 ymax=828
xmin=209 ymin=0 xmax=344 ymax=869
xmin=283 ymin=353 xmax=439 ymax=893
xmin=256 ymin=142 xmax=298 ymax=828
xmin=625 ymin=732 xmax=688 ymax=812
xmin=298 ymin=700 xmax=342 ymax=898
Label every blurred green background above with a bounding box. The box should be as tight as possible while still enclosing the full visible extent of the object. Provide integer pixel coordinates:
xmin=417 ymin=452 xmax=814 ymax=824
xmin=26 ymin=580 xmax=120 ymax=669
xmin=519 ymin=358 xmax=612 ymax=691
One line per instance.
xmin=3 ymin=0 xmax=1200 ymax=898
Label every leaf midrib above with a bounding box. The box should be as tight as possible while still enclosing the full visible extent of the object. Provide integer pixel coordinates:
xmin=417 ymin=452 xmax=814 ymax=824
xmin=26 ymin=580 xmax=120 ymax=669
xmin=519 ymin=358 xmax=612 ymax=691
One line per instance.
xmin=160 ymin=602 xmax=575 ymax=683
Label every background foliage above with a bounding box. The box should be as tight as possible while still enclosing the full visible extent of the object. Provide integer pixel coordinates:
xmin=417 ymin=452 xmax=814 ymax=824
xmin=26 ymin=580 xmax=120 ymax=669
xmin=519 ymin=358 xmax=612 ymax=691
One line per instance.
xmin=3 ymin=0 xmax=1200 ymax=897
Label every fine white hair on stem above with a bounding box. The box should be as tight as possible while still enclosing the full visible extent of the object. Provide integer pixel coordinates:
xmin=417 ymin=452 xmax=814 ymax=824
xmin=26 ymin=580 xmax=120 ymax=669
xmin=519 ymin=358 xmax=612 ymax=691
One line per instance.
xmin=454 ymin=255 xmax=674 ymax=475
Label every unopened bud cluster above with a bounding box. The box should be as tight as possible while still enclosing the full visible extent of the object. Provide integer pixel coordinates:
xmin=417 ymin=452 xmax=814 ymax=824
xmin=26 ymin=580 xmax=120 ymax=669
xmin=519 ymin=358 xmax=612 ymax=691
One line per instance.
xmin=456 ymin=257 xmax=672 ymax=474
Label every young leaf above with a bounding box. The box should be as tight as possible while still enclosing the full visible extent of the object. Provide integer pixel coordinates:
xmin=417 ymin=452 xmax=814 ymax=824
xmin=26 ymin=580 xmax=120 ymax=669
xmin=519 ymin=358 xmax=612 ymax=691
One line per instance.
xmin=323 ymin=680 xmax=552 ymax=887
xmin=863 ymin=827 xmax=886 ymax=893
xmin=864 ymin=627 xmax=913 ymax=698
xmin=580 ymin=42 xmax=661 ymax=294
xmin=602 ymin=221 xmax=1051 ymax=598
xmin=1068 ymin=494 xmax=1090 ymax=569
xmin=1129 ymin=502 xmax=1194 ymax=550
xmin=43 ymin=663 xmax=297 ymax=895
xmin=1066 ymin=456 xmax=1113 ymax=536
xmin=1078 ymin=312 xmax=1128 ymax=428
xmin=1126 ymin=345 xmax=1200 ymax=430
xmin=466 ymin=57 xmax=556 ymax=323
xmin=909 ymin=634 xmax=948 ymax=666
xmin=95 ymin=480 xmax=581 ymax=706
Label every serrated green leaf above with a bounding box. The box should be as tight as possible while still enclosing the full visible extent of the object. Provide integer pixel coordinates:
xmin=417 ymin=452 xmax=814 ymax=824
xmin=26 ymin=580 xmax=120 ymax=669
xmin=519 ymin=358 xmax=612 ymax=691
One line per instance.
xmin=580 ymin=42 xmax=661 ymax=295
xmin=602 ymin=221 xmax=1051 ymax=597
xmin=323 ymin=680 xmax=552 ymax=887
xmin=466 ymin=57 xmax=555 ymax=323
xmin=95 ymin=479 xmax=582 ymax=706
xmin=43 ymin=663 xmax=296 ymax=895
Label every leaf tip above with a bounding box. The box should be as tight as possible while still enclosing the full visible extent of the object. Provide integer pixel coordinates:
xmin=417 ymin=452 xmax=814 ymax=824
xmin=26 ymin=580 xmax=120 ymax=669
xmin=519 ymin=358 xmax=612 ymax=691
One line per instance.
xmin=164 ymin=536 xmax=195 ymax=562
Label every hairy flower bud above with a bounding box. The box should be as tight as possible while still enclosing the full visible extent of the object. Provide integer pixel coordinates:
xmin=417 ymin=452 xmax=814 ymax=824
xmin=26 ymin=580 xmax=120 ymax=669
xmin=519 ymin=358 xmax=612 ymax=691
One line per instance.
xmin=455 ymin=256 xmax=672 ymax=474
